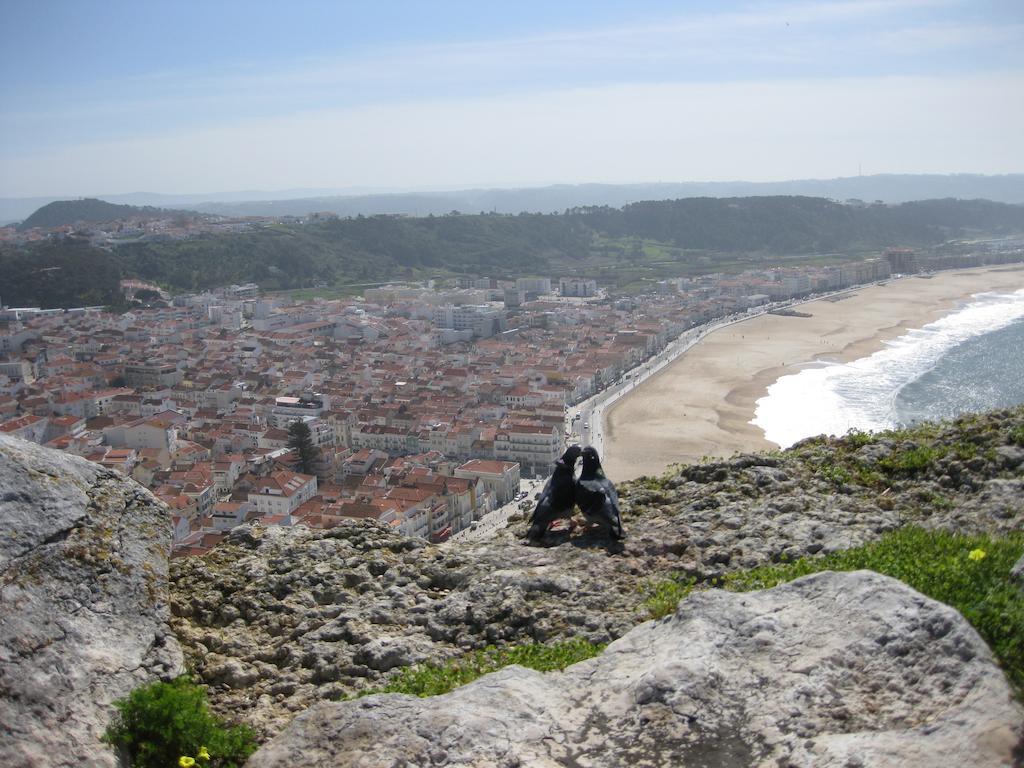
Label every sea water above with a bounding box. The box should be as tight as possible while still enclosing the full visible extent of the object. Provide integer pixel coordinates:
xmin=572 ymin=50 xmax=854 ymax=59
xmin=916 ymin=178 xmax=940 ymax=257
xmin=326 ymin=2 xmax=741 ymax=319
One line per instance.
xmin=751 ymin=288 xmax=1024 ymax=448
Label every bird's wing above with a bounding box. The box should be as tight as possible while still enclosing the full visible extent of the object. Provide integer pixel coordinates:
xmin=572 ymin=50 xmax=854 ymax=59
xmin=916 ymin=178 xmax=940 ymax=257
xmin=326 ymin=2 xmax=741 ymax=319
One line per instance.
xmin=601 ymin=476 xmax=620 ymax=510
xmin=578 ymin=477 xmax=622 ymax=528
xmin=534 ymin=474 xmax=556 ymax=506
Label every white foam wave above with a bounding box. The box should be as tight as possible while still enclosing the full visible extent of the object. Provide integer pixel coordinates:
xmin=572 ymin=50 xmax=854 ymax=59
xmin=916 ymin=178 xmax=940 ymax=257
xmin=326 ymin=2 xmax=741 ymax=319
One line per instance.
xmin=751 ymin=288 xmax=1024 ymax=448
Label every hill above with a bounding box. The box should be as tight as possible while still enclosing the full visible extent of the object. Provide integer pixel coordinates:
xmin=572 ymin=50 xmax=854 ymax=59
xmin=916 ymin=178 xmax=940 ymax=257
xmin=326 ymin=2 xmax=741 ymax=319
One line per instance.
xmin=3 ymin=195 xmax=1024 ymax=308
xmin=5 ymin=174 xmax=1024 ymax=225
xmin=16 ymin=198 xmax=187 ymax=231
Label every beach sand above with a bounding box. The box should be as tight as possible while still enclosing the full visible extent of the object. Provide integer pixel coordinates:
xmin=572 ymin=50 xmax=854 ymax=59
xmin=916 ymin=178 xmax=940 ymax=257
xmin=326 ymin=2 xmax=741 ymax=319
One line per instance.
xmin=603 ymin=265 xmax=1024 ymax=481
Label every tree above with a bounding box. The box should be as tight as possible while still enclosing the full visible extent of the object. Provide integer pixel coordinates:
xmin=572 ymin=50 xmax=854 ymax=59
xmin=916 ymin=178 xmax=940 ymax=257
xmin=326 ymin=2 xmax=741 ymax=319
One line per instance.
xmin=287 ymin=421 xmax=321 ymax=476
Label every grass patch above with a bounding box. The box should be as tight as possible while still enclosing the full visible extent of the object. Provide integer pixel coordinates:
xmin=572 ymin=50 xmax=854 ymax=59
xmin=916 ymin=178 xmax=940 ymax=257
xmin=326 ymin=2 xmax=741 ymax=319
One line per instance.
xmin=360 ymin=638 xmax=606 ymax=699
xmin=720 ymin=527 xmax=1024 ymax=693
xmin=642 ymin=574 xmax=699 ymax=620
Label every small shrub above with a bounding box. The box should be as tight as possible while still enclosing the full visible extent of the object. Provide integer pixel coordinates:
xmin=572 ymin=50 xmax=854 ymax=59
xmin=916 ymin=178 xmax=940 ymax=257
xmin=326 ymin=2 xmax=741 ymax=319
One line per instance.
xmin=103 ymin=676 xmax=256 ymax=768
xmin=952 ymin=441 xmax=978 ymax=460
xmin=878 ymin=445 xmax=946 ymax=476
xmin=363 ymin=638 xmax=605 ymax=699
xmin=1009 ymin=426 xmax=1024 ymax=446
xmin=841 ymin=429 xmax=874 ymax=449
xmin=816 ymin=463 xmax=851 ymax=487
xmin=917 ymin=490 xmax=953 ymax=510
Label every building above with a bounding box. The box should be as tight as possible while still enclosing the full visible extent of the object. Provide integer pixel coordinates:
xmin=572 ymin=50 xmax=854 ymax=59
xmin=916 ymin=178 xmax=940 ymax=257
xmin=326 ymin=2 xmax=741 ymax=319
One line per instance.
xmin=515 ymin=277 xmax=551 ymax=295
xmin=559 ymin=277 xmax=597 ymax=298
xmin=493 ymin=423 xmax=563 ymax=477
xmin=124 ymin=362 xmax=182 ymax=389
xmin=248 ymin=470 xmax=318 ymax=517
xmin=431 ymin=304 xmax=507 ymax=339
xmin=454 ymin=459 xmax=520 ymax=506
xmin=270 ymin=393 xmax=330 ymax=428
xmin=103 ymin=416 xmax=179 ymax=459
xmin=0 ymin=360 xmax=34 ymax=384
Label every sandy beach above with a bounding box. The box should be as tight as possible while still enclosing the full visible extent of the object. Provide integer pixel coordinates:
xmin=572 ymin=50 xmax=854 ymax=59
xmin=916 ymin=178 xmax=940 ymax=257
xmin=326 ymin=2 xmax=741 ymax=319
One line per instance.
xmin=603 ymin=265 xmax=1024 ymax=481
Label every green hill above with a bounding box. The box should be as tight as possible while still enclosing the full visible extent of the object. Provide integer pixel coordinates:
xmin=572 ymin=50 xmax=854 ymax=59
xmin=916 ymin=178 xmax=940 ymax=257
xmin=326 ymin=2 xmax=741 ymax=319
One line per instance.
xmin=3 ymin=196 xmax=1023 ymax=307
xmin=16 ymin=198 xmax=187 ymax=231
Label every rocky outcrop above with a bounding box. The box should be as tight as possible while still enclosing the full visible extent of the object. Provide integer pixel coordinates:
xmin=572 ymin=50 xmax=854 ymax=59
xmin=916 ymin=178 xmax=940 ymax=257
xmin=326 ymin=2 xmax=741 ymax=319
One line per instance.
xmin=0 ymin=435 xmax=183 ymax=768
xmin=4 ymin=409 xmax=1015 ymax=765
xmin=170 ymin=408 xmax=1024 ymax=739
xmin=247 ymin=571 xmax=1024 ymax=767
xmin=170 ymin=522 xmax=648 ymax=738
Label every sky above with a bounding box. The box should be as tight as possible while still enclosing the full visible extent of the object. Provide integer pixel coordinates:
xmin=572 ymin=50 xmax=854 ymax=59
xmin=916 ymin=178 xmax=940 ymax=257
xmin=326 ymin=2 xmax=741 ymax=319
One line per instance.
xmin=1 ymin=0 xmax=1023 ymax=197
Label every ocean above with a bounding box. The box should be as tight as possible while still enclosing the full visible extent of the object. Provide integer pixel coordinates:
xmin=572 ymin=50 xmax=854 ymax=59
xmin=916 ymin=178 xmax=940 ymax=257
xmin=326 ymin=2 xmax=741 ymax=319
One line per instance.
xmin=751 ymin=287 xmax=1024 ymax=448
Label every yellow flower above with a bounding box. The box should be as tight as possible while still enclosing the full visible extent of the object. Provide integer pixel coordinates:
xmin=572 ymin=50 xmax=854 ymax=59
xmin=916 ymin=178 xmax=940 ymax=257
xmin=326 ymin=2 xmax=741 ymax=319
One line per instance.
xmin=968 ymin=548 xmax=986 ymax=562
xmin=179 ymin=758 xmax=196 ymax=768
xmin=198 ymin=746 xmax=211 ymax=762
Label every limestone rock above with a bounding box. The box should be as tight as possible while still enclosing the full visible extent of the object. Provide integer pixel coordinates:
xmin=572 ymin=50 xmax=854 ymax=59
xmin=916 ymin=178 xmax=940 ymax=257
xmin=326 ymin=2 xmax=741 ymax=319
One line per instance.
xmin=247 ymin=571 xmax=1023 ymax=767
xmin=170 ymin=522 xmax=645 ymax=738
xmin=0 ymin=435 xmax=183 ymax=768
xmin=169 ymin=407 xmax=1024 ymax=738
xmin=1012 ymin=554 xmax=1024 ymax=585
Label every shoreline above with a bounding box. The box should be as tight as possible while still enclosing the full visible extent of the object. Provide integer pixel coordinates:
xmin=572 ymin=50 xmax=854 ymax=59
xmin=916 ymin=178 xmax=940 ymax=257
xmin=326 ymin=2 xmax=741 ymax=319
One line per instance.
xmin=602 ymin=265 xmax=1024 ymax=481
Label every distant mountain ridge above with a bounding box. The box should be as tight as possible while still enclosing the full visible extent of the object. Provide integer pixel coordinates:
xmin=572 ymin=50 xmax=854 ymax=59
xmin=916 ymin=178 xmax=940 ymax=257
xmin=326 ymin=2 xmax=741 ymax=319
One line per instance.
xmin=189 ymin=174 xmax=1024 ymax=219
xmin=4 ymin=173 xmax=1024 ymax=224
xmin=16 ymin=198 xmax=190 ymax=231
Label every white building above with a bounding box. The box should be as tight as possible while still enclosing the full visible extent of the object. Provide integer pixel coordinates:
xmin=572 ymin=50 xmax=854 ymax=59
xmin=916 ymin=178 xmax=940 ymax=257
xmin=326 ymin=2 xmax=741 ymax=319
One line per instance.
xmin=431 ymin=304 xmax=506 ymax=339
xmin=493 ymin=424 xmax=563 ymax=477
xmin=454 ymin=459 xmax=521 ymax=506
xmin=270 ymin=393 xmax=330 ymax=428
xmin=248 ymin=470 xmax=318 ymax=517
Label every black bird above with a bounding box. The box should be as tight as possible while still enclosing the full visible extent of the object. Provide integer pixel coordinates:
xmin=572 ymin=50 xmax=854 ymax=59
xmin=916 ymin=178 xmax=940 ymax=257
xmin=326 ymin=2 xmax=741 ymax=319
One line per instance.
xmin=575 ymin=446 xmax=624 ymax=540
xmin=526 ymin=445 xmax=583 ymax=542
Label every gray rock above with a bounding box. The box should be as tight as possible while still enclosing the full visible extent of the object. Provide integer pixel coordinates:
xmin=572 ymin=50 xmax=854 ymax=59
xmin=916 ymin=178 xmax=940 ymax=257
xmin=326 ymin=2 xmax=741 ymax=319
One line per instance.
xmin=856 ymin=439 xmax=894 ymax=466
xmin=247 ymin=571 xmax=1023 ymax=768
xmin=0 ymin=435 xmax=183 ymax=768
xmin=994 ymin=445 xmax=1024 ymax=469
xmin=1012 ymin=554 xmax=1024 ymax=585
xmin=354 ymin=635 xmax=431 ymax=672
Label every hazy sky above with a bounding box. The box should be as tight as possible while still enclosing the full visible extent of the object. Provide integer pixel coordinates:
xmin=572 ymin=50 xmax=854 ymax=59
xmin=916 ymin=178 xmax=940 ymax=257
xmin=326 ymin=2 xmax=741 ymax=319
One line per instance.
xmin=2 ymin=0 xmax=1023 ymax=197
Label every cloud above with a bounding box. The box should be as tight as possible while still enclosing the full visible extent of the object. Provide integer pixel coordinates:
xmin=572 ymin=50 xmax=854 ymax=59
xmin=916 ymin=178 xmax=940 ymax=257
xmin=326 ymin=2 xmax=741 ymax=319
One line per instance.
xmin=4 ymin=72 xmax=1022 ymax=196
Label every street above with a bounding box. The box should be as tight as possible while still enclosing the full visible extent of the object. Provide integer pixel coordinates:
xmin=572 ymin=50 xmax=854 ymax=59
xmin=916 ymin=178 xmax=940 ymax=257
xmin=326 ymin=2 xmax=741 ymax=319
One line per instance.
xmin=447 ymin=477 xmax=545 ymax=543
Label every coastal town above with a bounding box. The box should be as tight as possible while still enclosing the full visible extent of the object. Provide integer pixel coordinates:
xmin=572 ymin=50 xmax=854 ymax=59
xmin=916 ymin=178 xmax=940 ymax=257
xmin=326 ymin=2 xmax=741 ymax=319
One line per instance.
xmin=2 ymin=241 xmax=1020 ymax=558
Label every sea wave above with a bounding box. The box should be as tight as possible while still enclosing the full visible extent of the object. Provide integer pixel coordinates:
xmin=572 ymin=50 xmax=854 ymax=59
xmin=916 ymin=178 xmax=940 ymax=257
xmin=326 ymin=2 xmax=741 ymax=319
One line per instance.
xmin=750 ymin=288 xmax=1024 ymax=448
